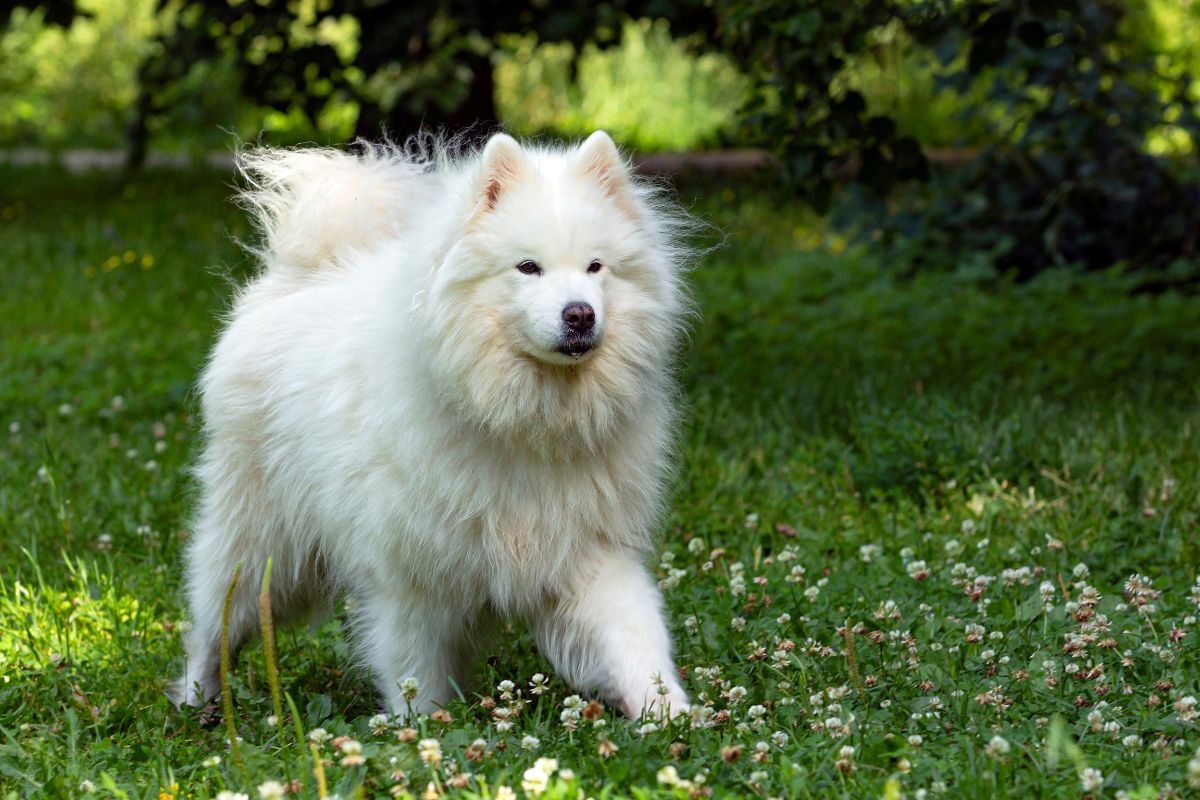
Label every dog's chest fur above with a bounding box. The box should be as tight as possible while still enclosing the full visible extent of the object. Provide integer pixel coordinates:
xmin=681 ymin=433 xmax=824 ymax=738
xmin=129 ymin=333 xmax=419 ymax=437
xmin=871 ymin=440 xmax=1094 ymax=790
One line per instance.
xmin=353 ymin=416 xmax=664 ymax=614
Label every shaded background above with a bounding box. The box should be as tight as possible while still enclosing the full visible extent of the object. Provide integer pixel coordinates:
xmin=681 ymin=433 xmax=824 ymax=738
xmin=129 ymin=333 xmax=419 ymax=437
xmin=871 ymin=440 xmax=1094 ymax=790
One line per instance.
xmin=3 ymin=0 xmax=1200 ymax=279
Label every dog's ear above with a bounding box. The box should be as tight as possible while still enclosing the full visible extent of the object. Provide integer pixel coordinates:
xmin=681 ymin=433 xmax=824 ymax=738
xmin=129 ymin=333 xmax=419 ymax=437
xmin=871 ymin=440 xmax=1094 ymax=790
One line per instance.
xmin=577 ymin=131 xmax=632 ymax=200
xmin=478 ymin=133 xmax=525 ymax=211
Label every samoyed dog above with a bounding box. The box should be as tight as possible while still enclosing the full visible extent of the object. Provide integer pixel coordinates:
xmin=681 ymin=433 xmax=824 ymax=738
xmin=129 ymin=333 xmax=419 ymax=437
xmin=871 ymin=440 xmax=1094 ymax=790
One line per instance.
xmin=173 ymin=131 xmax=694 ymax=719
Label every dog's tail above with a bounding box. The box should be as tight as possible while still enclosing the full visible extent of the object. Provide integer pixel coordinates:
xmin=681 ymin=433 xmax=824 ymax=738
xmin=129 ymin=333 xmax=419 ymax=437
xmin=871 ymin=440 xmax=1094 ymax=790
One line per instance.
xmin=235 ymin=142 xmax=429 ymax=272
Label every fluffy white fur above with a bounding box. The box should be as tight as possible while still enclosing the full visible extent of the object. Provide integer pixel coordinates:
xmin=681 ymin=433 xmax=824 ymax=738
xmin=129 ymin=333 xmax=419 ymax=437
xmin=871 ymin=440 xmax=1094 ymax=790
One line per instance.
xmin=174 ymin=131 xmax=695 ymax=719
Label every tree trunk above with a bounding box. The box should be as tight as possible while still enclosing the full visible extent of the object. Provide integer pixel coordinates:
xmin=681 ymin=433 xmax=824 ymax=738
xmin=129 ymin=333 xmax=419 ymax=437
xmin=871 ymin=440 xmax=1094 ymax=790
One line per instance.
xmin=125 ymin=65 xmax=153 ymax=172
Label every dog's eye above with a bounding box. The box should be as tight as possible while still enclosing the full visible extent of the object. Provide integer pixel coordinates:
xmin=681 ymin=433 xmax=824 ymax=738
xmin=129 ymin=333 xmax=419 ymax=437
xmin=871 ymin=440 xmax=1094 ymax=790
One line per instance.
xmin=515 ymin=260 xmax=542 ymax=276
xmin=587 ymin=259 xmax=603 ymax=274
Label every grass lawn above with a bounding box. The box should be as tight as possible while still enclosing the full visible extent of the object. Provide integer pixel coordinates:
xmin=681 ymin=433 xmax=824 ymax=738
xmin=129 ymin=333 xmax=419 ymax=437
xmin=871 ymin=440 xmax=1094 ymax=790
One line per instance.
xmin=1 ymin=165 xmax=1199 ymax=799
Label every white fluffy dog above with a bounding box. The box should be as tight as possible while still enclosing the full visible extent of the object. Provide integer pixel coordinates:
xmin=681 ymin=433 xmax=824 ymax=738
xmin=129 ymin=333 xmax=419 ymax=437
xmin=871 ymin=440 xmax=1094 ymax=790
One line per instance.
xmin=174 ymin=131 xmax=694 ymax=719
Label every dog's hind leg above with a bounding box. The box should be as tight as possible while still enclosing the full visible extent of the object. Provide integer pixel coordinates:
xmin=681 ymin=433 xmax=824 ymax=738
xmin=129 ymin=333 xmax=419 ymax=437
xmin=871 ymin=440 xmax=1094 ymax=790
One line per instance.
xmin=171 ymin=510 xmax=265 ymax=707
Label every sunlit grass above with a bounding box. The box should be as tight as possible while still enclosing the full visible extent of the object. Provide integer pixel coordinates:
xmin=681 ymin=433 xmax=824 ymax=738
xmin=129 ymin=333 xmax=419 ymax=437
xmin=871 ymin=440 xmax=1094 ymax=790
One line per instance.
xmin=473 ymin=18 xmax=748 ymax=152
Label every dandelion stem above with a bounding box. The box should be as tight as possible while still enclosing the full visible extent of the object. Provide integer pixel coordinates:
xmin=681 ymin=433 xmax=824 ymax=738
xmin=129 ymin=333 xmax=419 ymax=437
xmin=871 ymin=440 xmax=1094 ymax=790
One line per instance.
xmin=310 ymin=743 xmax=328 ymax=799
xmin=220 ymin=561 xmax=246 ymax=780
xmin=286 ymin=692 xmax=309 ymax=794
xmin=259 ymin=557 xmax=285 ymax=733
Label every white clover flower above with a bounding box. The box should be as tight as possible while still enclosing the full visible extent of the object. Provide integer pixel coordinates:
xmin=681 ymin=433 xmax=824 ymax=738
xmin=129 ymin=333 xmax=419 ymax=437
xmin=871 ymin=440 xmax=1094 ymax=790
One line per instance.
xmin=908 ymin=734 xmax=923 ymax=747
xmin=521 ymin=765 xmax=550 ymax=796
xmin=339 ymin=737 xmax=365 ymax=766
xmin=369 ymin=713 xmax=391 ymax=735
xmin=771 ymin=730 xmax=788 ymax=747
xmin=838 ymin=745 xmax=855 ymax=760
xmin=907 ymin=560 xmax=930 ymax=580
xmin=944 ymin=539 xmax=963 ymax=557
xmin=534 ymin=757 xmax=558 ymax=775
xmin=1121 ymin=734 xmax=1142 ymax=750
xmin=494 ymin=787 xmax=516 ymax=800
xmin=637 ymin=722 xmax=659 ymax=736
xmin=656 ymin=765 xmax=680 ymax=785
xmin=1080 ymin=768 xmax=1103 ymax=792
xmin=400 ymin=676 xmax=421 ymax=701
xmin=659 ymin=567 xmax=688 ymax=590
xmin=749 ymin=770 xmax=769 ymax=783
xmin=529 ymin=673 xmax=549 ymax=695
xmin=1175 ymin=695 xmax=1198 ymax=722
xmin=307 ymin=727 xmax=331 ymax=745
xmin=216 ymin=793 xmax=248 ymax=800
xmin=497 ymin=679 xmax=515 ymax=694
xmin=1188 ymin=749 xmax=1200 ymax=788
xmin=201 ymin=755 xmax=222 ymax=767
xmin=688 ymin=537 xmax=706 ymax=554
xmin=78 ymin=781 xmax=96 ymax=793
xmin=417 ymin=738 xmax=442 ymax=766
xmin=860 ymin=544 xmax=882 ymax=562
xmin=520 ymin=735 xmax=541 ymax=751
xmin=804 ymin=586 xmax=820 ymax=601
xmin=730 ymin=616 xmax=746 ymax=631
xmin=984 ymin=735 xmax=1010 ymax=759
xmin=728 ymin=685 xmax=748 ymax=703
xmin=257 ymin=782 xmax=286 ymax=800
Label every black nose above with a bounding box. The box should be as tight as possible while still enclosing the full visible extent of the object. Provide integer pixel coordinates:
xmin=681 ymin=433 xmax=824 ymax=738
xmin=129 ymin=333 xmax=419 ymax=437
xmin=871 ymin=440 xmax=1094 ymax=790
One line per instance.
xmin=562 ymin=302 xmax=595 ymax=334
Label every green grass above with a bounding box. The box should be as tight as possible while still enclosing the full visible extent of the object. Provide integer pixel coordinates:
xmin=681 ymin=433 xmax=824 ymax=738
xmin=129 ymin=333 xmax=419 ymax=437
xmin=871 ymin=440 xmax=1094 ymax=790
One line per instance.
xmin=1 ymin=166 xmax=1199 ymax=799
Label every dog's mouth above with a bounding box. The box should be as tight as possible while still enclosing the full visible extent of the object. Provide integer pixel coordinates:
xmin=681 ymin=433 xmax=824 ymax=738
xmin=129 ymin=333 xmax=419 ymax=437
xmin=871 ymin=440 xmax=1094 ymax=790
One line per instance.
xmin=555 ymin=336 xmax=595 ymax=359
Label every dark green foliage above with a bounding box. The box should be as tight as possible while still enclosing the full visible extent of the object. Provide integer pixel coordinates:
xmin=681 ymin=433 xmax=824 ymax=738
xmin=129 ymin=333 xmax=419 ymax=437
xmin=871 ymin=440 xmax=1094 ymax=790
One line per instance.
xmin=707 ymin=1 xmax=931 ymax=211
xmin=14 ymin=0 xmax=1200 ymax=278
xmin=900 ymin=0 xmax=1200 ymax=279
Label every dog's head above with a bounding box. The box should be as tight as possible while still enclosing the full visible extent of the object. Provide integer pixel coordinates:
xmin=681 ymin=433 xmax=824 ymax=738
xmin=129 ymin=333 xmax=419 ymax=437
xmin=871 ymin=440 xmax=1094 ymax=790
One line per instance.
xmin=426 ymin=131 xmax=690 ymax=444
